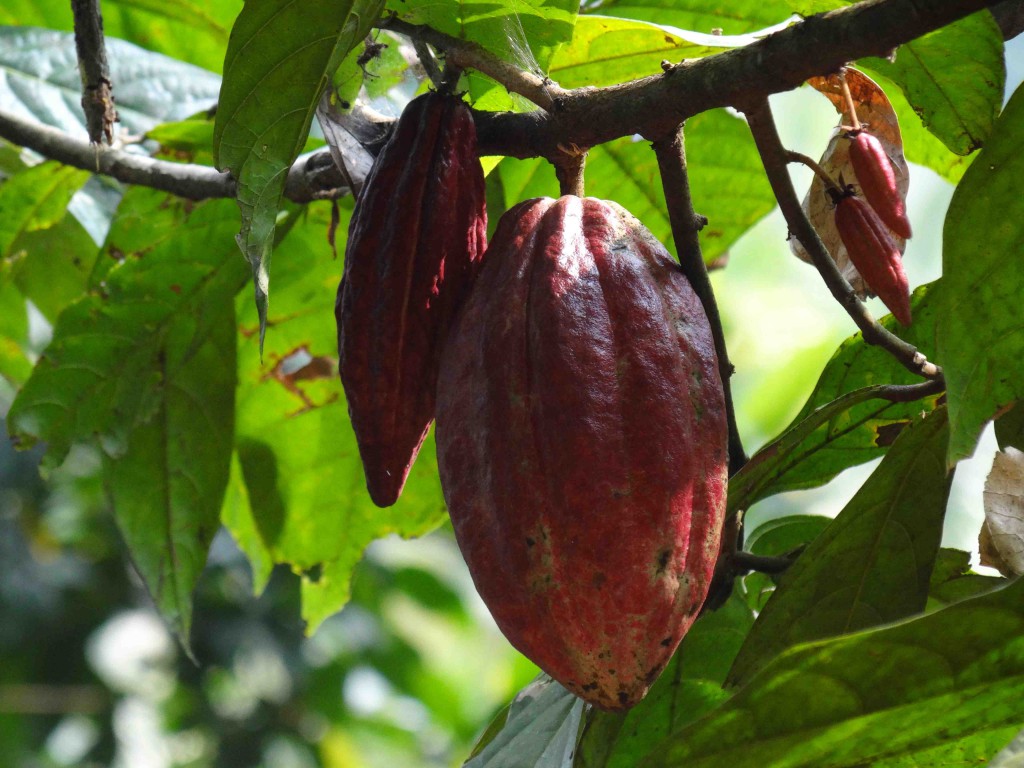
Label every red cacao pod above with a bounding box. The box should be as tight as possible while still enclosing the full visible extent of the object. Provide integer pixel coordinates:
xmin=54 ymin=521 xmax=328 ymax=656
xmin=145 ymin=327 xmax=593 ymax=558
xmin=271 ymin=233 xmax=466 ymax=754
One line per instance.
xmin=436 ymin=196 xmax=728 ymax=711
xmin=336 ymin=92 xmax=487 ymax=507
xmin=848 ymin=130 xmax=912 ymax=239
xmin=835 ymin=194 xmax=912 ymax=326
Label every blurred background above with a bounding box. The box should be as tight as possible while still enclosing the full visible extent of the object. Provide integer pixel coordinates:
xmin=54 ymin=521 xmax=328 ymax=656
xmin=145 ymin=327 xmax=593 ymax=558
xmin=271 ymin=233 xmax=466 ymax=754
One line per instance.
xmin=1 ymin=19 xmax=1022 ymax=768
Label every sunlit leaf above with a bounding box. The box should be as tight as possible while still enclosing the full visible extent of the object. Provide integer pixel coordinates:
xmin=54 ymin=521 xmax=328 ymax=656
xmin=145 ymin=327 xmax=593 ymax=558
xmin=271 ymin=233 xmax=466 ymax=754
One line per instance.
xmin=214 ymin=0 xmax=383 ymax=349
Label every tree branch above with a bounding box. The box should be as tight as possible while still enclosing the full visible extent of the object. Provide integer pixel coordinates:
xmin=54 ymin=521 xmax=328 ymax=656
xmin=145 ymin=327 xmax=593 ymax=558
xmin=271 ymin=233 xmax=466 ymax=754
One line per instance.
xmin=0 ymin=0 xmax=1004 ymax=204
xmin=652 ymin=126 xmax=748 ymax=476
xmin=741 ymin=98 xmax=941 ymax=381
xmin=0 ymin=109 xmax=351 ymax=203
xmin=71 ymin=0 xmax=118 ymax=145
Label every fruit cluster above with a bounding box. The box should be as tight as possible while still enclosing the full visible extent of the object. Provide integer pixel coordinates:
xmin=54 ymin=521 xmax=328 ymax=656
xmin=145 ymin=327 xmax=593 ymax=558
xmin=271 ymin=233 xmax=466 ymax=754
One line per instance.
xmin=335 ymin=91 xmax=728 ymax=710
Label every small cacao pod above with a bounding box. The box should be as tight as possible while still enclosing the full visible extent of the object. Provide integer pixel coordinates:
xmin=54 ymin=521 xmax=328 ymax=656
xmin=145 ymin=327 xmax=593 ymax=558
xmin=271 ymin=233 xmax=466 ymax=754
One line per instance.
xmin=848 ymin=130 xmax=912 ymax=239
xmin=834 ymin=193 xmax=912 ymax=326
xmin=336 ymin=92 xmax=487 ymax=507
xmin=436 ymin=196 xmax=728 ymax=711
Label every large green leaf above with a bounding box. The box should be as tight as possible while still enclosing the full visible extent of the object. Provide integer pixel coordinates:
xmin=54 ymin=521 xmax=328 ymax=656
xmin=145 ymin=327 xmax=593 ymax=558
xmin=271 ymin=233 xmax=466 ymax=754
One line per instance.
xmin=0 ymin=0 xmax=241 ymax=72
xmin=587 ymin=0 xmax=795 ymax=35
xmin=861 ymin=11 xmax=1005 ymax=156
xmin=728 ymin=408 xmax=951 ymax=687
xmin=7 ymin=199 xmax=246 ymax=466
xmin=641 ymin=575 xmax=1024 ymax=768
xmin=226 ymin=204 xmax=447 ymax=632
xmin=0 ymin=272 xmax=30 ymax=385
xmin=938 ymin=82 xmax=1024 ymax=466
xmin=104 ymin=296 xmax=236 ymax=642
xmin=214 ymin=0 xmax=382 ymax=350
xmin=0 ymin=27 xmax=222 ymax=137
xmin=385 ymin=0 xmax=577 ymax=71
xmin=549 ymin=15 xmax=760 ymax=89
xmin=7 ymin=198 xmax=246 ymax=640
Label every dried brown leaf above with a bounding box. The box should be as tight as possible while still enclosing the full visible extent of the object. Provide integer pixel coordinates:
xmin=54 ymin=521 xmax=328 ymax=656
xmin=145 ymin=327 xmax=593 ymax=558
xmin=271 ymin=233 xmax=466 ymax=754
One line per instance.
xmin=980 ymin=447 xmax=1024 ymax=577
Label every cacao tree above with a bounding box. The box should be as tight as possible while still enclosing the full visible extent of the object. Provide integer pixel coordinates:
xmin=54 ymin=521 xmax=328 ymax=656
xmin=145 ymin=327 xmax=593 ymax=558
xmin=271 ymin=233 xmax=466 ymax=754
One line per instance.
xmin=1 ymin=0 xmax=1023 ymax=765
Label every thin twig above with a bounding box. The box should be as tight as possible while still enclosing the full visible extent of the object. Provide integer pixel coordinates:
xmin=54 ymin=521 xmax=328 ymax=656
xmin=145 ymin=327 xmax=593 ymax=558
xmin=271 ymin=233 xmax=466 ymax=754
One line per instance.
xmin=552 ymin=143 xmax=587 ymax=196
xmin=785 ymin=150 xmax=842 ymax=194
xmin=652 ymin=126 xmax=748 ymax=476
xmin=741 ymin=98 xmax=941 ymax=382
xmin=380 ymin=16 xmax=565 ymax=111
xmin=873 ymin=378 xmax=946 ymax=402
xmin=412 ymin=39 xmax=443 ymax=88
xmin=732 ymin=550 xmax=795 ymax=575
xmin=71 ymin=0 xmax=118 ymax=145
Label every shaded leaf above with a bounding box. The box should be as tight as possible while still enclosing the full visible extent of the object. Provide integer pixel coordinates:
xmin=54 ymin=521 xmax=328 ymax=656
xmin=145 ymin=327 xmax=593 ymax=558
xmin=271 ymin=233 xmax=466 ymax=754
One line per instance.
xmin=728 ymin=407 xmax=951 ymax=687
xmin=105 ymin=297 xmax=236 ymax=642
xmin=937 ymin=83 xmax=1024 ymax=465
xmin=213 ymin=0 xmax=382 ymax=349
xmin=642 ymin=575 xmax=1024 ymax=768
xmin=861 ymin=11 xmax=1005 ymax=155
xmin=744 ymin=515 xmax=831 ymax=558
xmin=464 ymin=675 xmax=583 ymax=768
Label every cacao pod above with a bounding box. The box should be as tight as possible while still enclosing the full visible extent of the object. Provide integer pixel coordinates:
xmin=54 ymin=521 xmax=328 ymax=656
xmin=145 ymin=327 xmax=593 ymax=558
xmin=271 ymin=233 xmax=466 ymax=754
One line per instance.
xmin=336 ymin=92 xmax=487 ymax=507
xmin=834 ymin=193 xmax=912 ymax=326
xmin=848 ymin=130 xmax=912 ymax=239
xmin=436 ymin=196 xmax=728 ymax=711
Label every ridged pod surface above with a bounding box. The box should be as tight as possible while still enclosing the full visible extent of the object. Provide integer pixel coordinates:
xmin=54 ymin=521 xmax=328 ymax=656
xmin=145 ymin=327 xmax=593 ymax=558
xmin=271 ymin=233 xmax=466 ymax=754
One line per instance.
xmin=835 ymin=194 xmax=912 ymax=326
xmin=436 ymin=196 xmax=728 ymax=710
xmin=848 ymin=130 xmax=912 ymax=239
xmin=336 ymin=92 xmax=487 ymax=507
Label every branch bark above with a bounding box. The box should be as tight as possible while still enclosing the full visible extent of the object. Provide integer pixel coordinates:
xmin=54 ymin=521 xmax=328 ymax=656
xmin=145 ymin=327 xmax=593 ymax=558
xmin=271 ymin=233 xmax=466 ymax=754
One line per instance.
xmin=652 ymin=127 xmax=748 ymax=477
xmin=71 ymin=0 xmax=118 ymax=145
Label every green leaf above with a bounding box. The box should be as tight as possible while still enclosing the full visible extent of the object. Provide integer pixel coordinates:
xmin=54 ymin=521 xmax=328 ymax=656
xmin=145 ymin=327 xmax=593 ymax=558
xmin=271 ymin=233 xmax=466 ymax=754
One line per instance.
xmin=220 ymin=450 xmax=274 ymax=594
xmin=214 ymin=0 xmax=382 ymax=350
xmin=464 ymin=675 xmax=584 ymax=768
xmin=0 ymin=163 xmax=91 ymax=258
xmin=728 ymin=408 xmax=951 ymax=688
xmin=729 ymin=283 xmax=943 ymax=508
xmin=928 ymin=548 xmax=1003 ymax=608
xmin=727 ymin=383 xmax=942 ymax=513
xmin=594 ymin=592 xmax=756 ymax=768
xmin=938 ymin=82 xmax=1024 ymax=466
xmin=549 ymin=15 xmax=756 ymax=89
xmin=228 ymin=205 xmax=447 ymax=632
xmin=7 ymin=199 xmax=246 ymax=467
xmin=386 ymin=0 xmax=578 ymax=72
xmin=587 ymin=0 xmax=796 ymax=35
xmin=861 ymin=12 xmax=1005 ymax=155
xmin=104 ymin=297 xmax=236 ymax=643
xmin=0 ymin=273 xmax=31 ymax=386
xmin=642 ymin=575 xmax=1024 ymax=768
xmin=0 ymin=27 xmax=222 ymax=137
xmin=745 ymin=515 xmax=831 ymax=558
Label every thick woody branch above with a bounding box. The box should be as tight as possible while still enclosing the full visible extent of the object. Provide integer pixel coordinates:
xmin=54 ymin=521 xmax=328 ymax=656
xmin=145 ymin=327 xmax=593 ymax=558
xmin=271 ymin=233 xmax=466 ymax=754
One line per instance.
xmin=71 ymin=0 xmax=118 ymax=145
xmin=652 ymin=127 xmax=747 ymax=477
xmin=742 ymin=98 xmax=941 ymax=381
xmin=0 ymin=0 xmax=1005 ymax=202
xmin=0 ymin=110 xmax=351 ymax=203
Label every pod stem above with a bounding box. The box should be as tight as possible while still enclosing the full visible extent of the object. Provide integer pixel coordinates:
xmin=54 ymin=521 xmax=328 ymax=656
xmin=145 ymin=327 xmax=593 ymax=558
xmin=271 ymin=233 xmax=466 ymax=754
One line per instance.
xmin=552 ymin=143 xmax=588 ymax=196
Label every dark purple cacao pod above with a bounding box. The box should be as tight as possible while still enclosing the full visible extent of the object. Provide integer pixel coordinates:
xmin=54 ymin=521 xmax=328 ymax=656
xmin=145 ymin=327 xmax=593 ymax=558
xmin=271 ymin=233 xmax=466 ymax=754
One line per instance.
xmin=436 ymin=196 xmax=728 ymax=710
xmin=336 ymin=92 xmax=487 ymax=507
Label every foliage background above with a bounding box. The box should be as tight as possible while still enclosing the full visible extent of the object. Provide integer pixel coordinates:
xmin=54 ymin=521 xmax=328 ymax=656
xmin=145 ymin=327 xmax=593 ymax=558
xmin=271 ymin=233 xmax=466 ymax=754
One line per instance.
xmin=1 ymin=1 xmax=1023 ymax=767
